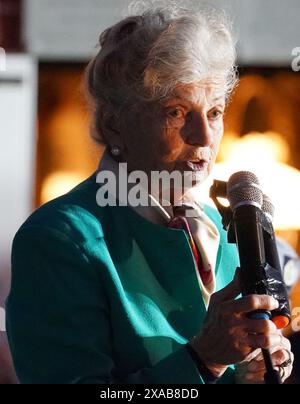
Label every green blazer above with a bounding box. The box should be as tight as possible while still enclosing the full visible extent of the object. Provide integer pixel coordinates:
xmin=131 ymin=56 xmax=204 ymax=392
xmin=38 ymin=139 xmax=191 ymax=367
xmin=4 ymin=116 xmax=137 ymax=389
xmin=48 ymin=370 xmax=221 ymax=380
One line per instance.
xmin=6 ymin=173 xmax=239 ymax=384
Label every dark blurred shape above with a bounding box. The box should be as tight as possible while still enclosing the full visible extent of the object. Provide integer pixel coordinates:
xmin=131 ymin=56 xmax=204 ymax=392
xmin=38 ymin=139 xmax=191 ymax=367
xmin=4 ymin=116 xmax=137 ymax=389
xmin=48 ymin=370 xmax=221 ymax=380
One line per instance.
xmin=288 ymin=333 xmax=300 ymax=384
xmin=0 ymin=0 xmax=23 ymax=51
xmin=276 ymin=238 xmax=300 ymax=295
xmin=276 ymin=239 xmax=300 ymax=384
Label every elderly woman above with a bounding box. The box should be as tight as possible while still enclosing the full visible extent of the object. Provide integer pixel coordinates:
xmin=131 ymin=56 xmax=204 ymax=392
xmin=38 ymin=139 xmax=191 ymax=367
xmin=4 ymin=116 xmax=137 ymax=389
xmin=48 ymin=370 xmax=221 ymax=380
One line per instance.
xmin=6 ymin=4 xmax=293 ymax=384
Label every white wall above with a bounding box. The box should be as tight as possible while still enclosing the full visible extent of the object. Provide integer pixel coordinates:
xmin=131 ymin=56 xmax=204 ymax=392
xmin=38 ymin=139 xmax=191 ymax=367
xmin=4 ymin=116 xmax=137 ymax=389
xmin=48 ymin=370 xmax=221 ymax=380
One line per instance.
xmin=24 ymin=0 xmax=300 ymax=65
xmin=0 ymin=54 xmax=37 ymax=271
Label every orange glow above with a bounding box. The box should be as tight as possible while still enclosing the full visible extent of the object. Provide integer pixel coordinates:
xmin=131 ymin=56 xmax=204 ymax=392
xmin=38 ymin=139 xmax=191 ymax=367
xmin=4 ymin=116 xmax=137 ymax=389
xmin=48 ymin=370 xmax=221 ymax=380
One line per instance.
xmin=41 ymin=172 xmax=86 ymax=204
xmin=203 ymin=132 xmax=300 ymax=231
xmin=218 ymin=132 xmax=290 ymax=164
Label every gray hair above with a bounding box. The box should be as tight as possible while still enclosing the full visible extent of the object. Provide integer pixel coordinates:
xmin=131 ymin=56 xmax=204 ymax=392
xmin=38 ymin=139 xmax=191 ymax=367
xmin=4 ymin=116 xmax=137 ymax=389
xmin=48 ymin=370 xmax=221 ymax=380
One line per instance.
xmin=86 ymin=0 xmax=238 ymax=144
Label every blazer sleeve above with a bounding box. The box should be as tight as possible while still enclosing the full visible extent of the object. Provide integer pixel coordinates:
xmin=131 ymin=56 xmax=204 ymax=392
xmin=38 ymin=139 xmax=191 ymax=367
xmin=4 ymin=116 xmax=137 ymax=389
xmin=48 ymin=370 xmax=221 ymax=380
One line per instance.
xmin=6 ymin=225 xmax=212 ymax=384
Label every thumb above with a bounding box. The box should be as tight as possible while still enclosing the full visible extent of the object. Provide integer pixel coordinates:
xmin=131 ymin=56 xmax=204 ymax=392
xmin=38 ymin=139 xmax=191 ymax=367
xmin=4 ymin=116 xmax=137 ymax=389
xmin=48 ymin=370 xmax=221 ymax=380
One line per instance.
xmin=210 ymin=267 xmax=242 ymax=305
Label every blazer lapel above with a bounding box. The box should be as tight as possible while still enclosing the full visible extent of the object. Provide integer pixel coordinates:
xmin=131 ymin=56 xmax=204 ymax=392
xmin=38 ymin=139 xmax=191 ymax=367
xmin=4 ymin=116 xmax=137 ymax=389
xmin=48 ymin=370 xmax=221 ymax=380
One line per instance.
xmin=111 ymin=205 xmax=208 ymax=340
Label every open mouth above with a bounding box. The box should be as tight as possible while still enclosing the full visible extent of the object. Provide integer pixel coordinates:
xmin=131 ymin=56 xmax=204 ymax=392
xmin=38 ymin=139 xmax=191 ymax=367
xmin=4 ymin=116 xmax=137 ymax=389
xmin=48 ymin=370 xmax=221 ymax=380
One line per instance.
xmin=185 ymin=160 xmax=209 ymax=171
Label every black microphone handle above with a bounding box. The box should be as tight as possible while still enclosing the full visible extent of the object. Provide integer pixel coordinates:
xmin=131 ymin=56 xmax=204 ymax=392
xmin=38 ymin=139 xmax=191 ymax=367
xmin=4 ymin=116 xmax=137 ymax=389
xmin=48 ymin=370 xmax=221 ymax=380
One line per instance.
xmin=232 ymin=205 xmax=268 ymax=297
xmin=231 ymin=204 xmax=282 ymax=385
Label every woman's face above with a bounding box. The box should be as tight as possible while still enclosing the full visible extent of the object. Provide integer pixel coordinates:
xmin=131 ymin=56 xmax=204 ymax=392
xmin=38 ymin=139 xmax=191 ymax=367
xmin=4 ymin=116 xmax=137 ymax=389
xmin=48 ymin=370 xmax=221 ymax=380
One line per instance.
xmin=117 ymin=81 xmax=226 ymax=191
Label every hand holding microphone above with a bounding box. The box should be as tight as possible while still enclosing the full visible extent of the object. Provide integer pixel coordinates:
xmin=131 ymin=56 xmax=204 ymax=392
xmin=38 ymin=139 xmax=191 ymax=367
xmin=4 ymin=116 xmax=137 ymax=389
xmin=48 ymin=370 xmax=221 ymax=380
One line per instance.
xmin=209 ymin=171 xmax=293 ymax=384
xmin=226 ymin=172 xmax=291 ymax=328
xmin=189 ymin=271 xmax=281 ymax=380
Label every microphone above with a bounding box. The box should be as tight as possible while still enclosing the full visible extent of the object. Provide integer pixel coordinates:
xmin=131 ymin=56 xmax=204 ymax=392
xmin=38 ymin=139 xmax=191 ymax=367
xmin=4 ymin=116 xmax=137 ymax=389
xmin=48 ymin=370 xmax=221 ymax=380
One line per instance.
xmin=210 ymin=174 xmax=291 ymax=329
xmin=227 ymin=172 xmax=269 ymax=307
xmin=210 ymin=172 xmax=292 ymax=383
xmin=226 ymin=171 xmax=288 ymax=384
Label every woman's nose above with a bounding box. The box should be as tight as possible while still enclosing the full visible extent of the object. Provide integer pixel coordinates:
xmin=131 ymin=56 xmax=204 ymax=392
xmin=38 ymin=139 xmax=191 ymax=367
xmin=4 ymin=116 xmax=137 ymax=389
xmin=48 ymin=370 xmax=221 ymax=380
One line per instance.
xmin=185 ymin=113 xmax=213 ymax=147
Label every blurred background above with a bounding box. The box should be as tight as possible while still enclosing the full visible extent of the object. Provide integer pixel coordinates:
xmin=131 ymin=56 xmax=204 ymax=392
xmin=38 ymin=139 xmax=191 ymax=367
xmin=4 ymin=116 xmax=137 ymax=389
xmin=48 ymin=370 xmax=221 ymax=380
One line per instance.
xmin=1 ymin=0 xmax=300 ymax=384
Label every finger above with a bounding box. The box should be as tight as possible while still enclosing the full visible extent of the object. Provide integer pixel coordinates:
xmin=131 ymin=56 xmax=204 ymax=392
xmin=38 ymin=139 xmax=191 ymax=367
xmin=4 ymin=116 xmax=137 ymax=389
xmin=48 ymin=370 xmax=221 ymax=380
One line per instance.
xmin=279 ymin=335 xmax=291 ymax=352
xmin=242 ymin=348 xmax=262 ymax=363
xmin=210 ymin=268 xmax=241 ymax=305
xmin=248 ymin=360 xmax=266 ymax=373
xmin=271 ymin=349 xmax=291 ymax=367
xmin=254 ymin=340 xmax=292 ymax=362
xmin=248 ymin=349 xmax=290 ymax=373
xmin=248 ymin=332 xmax=282 ymax=350
xmin=274 ymin=365 xmax=293 ymax=383
xmin=224 ymin=294 xmax=279 ymax=315
xmin=244 ymin=371 xmax=265 ymax=384
xmin=245 ymin=366 xmax=292 ymax=384
xmin=242 ymin=319 xmax=277 ymax=335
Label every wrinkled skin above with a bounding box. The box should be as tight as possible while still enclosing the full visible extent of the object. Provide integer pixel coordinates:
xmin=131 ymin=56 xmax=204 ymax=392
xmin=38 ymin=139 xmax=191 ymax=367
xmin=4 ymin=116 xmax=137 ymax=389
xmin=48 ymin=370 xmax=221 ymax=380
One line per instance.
xmin=190 ymin=270 xmax=293 ymax=383
xmin=107 ymin=81 xmax=226 ymax=185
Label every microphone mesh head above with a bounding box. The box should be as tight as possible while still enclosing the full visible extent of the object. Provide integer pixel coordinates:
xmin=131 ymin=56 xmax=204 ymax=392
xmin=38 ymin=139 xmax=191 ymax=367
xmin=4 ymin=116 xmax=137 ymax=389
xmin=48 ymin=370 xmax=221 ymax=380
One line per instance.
xmin=228 ymin=171 xmax=260 ymax=188
xmin=262 ymin=194 xmax=275 ymax=220
xmin=227 ymin=171 xmax=263 ymax=210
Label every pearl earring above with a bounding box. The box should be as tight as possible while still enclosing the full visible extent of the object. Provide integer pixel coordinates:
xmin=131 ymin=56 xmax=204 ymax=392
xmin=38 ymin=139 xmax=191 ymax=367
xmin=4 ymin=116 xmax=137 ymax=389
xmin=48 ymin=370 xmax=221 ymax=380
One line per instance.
xmin=110 ymin=146 xmax=121 ymax=157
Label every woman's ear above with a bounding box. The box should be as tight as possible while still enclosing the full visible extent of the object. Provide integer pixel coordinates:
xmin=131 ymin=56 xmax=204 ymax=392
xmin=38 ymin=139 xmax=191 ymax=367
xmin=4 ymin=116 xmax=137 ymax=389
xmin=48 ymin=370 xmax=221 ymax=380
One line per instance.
xmin=99 ymin=106 xmax=123 ymax=149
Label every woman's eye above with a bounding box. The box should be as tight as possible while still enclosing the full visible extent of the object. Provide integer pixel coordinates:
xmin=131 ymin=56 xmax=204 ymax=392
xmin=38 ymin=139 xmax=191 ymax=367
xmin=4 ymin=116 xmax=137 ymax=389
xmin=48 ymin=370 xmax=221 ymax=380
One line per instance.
xmin=209 ymin=110 xmax=224 ymax=120
xmin=167 ymin=108 xmax=185 ymax=119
